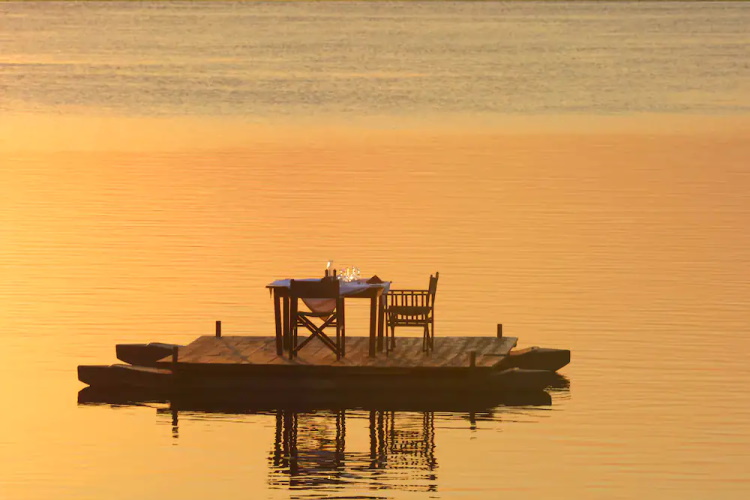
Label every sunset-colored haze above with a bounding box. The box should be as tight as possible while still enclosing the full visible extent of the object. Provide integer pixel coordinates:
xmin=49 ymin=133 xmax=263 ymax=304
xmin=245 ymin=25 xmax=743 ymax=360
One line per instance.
xmin=1 ymin=1 xmax=749 ymax=499
xmin=3 ymin=111 xmax=748 ymax=498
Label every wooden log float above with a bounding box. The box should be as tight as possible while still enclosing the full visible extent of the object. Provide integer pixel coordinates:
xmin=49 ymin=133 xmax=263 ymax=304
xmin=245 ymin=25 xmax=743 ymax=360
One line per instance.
xmin=77 ymin=364 xmax=173 ymax=389
xmin=76 ymin=364 xmax=560 ymax=393
xmin=491 ymin=367 xmax=562 ymax=391
xmin=116 ymin=342 xmax=183 ymax=367
xmin=116 ymin=322 xmax=218 ymax=366
xmin=499 ymin=346 xmax=571 ymax=372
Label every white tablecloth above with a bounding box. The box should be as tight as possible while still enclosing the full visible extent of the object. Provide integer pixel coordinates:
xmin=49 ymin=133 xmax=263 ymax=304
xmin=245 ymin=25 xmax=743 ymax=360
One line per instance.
xmin=268 ymin=278 xmax=390 ymax=314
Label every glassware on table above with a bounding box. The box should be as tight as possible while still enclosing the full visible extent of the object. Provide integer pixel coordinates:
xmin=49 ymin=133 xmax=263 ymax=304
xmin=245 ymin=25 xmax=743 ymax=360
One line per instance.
xmin=336 ymin=265 xmax=360 ymax=282
xmin=326 ymin=260 xmax=333 ymax=277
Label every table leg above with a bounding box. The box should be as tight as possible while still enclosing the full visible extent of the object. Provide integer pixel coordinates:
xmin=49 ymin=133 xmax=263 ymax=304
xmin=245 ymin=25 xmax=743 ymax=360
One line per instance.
xmin=340 ymin=298 xmax=346 ymax=357
xmin=274 ymin=291 xmax=283 ymax=355
xmin=377 ymin=294 xmax=385 ymax=352
xmin=282 ymin=296 xmax=290 ymax=351
xmin=369 ymin=296 xmax=377 ymax=357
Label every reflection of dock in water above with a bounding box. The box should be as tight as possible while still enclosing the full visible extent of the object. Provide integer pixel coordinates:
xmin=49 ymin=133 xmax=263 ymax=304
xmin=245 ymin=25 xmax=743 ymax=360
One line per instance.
xmin=269 ymin=409 xmax=438 ymax=492
xmin=78 ymin=386 xmax=566 ymax=494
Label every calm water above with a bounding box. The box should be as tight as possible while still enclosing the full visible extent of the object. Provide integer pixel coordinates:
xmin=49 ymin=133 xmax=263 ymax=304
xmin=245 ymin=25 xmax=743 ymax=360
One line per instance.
xmin=1 ymin=1 xmax=749 ymax=499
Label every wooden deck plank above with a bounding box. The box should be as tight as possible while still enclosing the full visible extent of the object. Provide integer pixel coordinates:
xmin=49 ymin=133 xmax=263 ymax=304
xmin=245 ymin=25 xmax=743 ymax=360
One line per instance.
xmin=295 ymin=332 xmax=339 ymax=364
xmin=392 ymin=338 xmax=426 ymax=366
xmin=170 ymin=335 xmax=517 ymax=369
xmin=435 ymin=337 xmax=463 ymax=367
xmin=236 ymin=337 xmax=272 ymax=360
xmin=240 ymin=338 xmax=281 ymax=365
xmin=440 ymin=338 xmax=461 ymax=367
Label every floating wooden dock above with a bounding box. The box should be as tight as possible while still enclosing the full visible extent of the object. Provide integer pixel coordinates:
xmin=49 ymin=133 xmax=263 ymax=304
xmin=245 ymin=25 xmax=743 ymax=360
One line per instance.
xmin=78 ymin=334 xmax=570 ymax=394
xmin=165 ymin=336 xmax=517 ymax=368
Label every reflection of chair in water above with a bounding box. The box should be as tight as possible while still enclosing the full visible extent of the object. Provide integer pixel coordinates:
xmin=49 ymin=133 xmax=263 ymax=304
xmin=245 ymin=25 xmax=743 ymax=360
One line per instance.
xmin=289 ymin=279 xmax=345 ymax=359
xmin=368 ymin=411 xmax=436 ymax=474
xmin=386 ymin=272 xmax=439 ymax=352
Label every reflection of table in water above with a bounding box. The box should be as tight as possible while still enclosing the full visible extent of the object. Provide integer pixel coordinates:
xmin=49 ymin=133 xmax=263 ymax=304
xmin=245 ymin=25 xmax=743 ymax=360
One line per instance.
xmin=269 ymin=409 xmax=440 ymax=491
xmin=271 ymin=411 xmax=346 ymax=483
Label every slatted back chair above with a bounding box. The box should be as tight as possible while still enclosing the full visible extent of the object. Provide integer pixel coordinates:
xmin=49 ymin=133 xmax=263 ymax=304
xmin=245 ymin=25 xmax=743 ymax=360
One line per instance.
xmin=289 ymin=278 xmax=345 ymax=360
xmin=386 ymin=272 xmax=439 ymax=352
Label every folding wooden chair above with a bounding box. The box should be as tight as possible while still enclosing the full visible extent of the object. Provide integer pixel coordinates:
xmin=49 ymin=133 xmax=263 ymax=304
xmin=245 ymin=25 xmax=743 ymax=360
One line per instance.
xmin=386 ymin=272 xmax=439 ymax=352
xmin=289 ymin=278 xmax=345 ymax=359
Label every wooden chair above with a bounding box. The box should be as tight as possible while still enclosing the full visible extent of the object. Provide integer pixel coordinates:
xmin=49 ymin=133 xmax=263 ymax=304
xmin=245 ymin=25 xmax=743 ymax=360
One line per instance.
xmin=386 ymin=272 xmax=439 ymax=352
xmin=289 ymin=278 xmax=345 ymax=360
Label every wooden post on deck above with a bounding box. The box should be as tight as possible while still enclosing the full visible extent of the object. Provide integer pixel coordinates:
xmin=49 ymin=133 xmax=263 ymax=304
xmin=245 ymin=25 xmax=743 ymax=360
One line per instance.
xmin=497 ymin=323 xmax=503 ymax=338
xmin=172 ymin=345 xmax=179 ymax=367
xmin=216 ymin=320 xmax=222 ymax=338
xmin=469 ymin=351 xmax=476 ymax=368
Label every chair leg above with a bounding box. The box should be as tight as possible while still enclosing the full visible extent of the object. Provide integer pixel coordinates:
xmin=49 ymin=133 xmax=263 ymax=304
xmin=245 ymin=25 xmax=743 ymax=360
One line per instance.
xmin=423 ymin=321 xmax=434 ymax=353
xmin=340 ymin=300 xmax=346 ymax=358
xmin=336 ymin=312 xmax=341 ymax=361
xmin=289 ymin=321 xmax=296 ymax=359
xmin=289 ymin=299 xmax=298 ymax=359
xmin=430 ymin=318 xmax=435 ymax=350
xmin=335 ymin=308 xmax=340 ymax=360
xmin=384 ymin=319 xmax=390 ymax=356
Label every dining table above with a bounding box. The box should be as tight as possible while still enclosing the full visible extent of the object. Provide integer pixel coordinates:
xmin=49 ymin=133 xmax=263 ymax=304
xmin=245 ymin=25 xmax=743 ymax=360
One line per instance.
xmin=267 ymin=278 xmax=391 ymax=357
